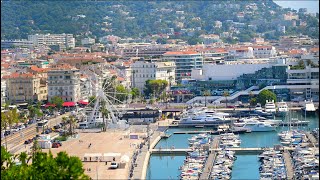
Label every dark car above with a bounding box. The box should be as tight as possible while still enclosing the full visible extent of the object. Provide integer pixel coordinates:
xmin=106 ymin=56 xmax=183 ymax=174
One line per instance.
xmin=227 ymin=105 xmax=235 ymax=108
xmin=24 ymin=139 xmax=33 ymax=144
xmin=53 ymin=124 xmax=61 ymax=129
xmin=4 ymin=131 xmax=11 ymax=136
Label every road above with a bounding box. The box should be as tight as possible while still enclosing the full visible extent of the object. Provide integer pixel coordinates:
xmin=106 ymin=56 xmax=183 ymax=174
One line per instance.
xmin=2 ymin=112 xmax=70 ymax=153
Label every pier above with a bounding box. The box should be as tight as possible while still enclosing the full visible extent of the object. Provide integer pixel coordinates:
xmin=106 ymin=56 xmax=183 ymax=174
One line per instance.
xmin=199 ymin=137 xmax=220 ymax=179
xmin=305 ymin=132 xmax=318 ymax=147
xmin=173 ymin=131 xmax=212 ymax=134
xmin=283 ymin=150 xmax=294 ymax=180
xmin=149 ymin=147 xmax=288 ymax=154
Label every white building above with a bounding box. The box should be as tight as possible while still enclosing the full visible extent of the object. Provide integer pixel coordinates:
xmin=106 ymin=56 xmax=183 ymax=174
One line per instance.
xmin=1 ymin=80 xmax=7 ymax=106
xmin=199 ymin=34 xmax=221 ymax=45
xmin=47 ymin=64 xmax=81 ymax=102
xmin=1 ymin=39 xmax=34 ymax=48
xmin=162 ymin=51 xmax=203 ymax=81
xmin=81 ymin=38 xmax=95 ymax=45
xmin=28 ymin=33 xmax=75 ymax=49
xmin=191 ymin=63 xmax=272 ymax=81
xmin=131 ymin=60 xmax=175 ymax=92
xmin=251 ymin=46 xmax=277 ymax=58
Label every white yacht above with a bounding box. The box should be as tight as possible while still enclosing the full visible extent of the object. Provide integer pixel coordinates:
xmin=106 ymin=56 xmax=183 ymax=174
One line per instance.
xmin=264 ymin=100 xmax=276 ymax=113
xmin=254 ymin=103 xmax=263 ymax=112
xmin=277 ymin=100 xmax=289 ymax=112
xmin=233 ymin=121 xmax=276 ymax=132
xmin=302 ymin=100 xmax=316 ymax=115
xmin=238 ymin=117 xmax=281 ymax=126
xmin=180 ymin=115 xmax=231 ymax=124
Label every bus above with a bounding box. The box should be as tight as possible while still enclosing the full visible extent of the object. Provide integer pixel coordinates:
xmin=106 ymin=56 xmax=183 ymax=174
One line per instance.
xmin=37 ymin=120 xmax=48 ymax=128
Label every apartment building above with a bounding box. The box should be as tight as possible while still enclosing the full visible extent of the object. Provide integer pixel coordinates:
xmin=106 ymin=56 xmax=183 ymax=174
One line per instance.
xmin=1 ymin=39 xmax=34 ymax=48
xmin=3 ymin=72 xmax=47 ymax=103
xmin=162 ymin=51 xmax=203 ymax=81
xmin=1 ymin=80 xmax=7 ymax=105
xmin=131 ymin=60 xmax=175 ymax=92
xmin=47 ymin=64 xmax=80 ymax=102
xmin=120 ymin=43 xmax=180 ymax=58
xmin=28 ymin=33 xmax=75 ymax=49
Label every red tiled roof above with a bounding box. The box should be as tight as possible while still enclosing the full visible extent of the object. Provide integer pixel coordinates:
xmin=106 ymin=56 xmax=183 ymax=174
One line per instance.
xmin=2 ymin=72 xmax=35 ymax=79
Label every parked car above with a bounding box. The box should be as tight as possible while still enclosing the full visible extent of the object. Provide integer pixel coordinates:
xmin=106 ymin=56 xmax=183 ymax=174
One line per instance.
xmin=53 ymin=124 xmax=61 ymax=129
xmin=227 ymin=105 xmax=235 ymax=108
xmin=110 ymin=162 xmax=118 ymax=169
xmin=52 ymin=142 xmax=61 ymax=148
xmin=24 ymin=139 xmax=33 ymax=144
xmin=4 ymin=130 xmax=11 ymax=136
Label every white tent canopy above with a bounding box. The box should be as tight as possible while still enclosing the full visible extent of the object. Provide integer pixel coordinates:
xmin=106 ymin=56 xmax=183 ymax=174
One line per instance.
xmin=84 ymin=153 xmax=102 ymax=157
xmin=103 ymin=153 xmax=121 ymax=157
xmin=120 ymin=155 xmax=130 ymax=163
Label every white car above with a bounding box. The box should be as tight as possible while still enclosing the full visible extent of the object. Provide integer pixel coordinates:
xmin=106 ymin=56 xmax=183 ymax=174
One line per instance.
xmin=110 ymin=162 xmax=118 ymax=169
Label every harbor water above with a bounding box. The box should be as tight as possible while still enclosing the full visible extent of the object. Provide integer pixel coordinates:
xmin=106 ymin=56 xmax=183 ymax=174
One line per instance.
xmin=146 ymin=111 xmax=319 ymax=179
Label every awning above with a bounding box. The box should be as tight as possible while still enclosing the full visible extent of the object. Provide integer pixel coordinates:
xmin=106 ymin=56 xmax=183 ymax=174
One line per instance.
xmin=78 ymin=100 xmax=89 ymax=105
xmin=44 ymin=103 xmax=56 ymax=108
xmin=62 ymin=102 xmax=76 ymax=107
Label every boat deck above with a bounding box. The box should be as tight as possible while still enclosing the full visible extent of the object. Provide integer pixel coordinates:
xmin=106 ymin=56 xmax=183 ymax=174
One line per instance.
xmin=199 ymin=137 xmax=220 ymax=179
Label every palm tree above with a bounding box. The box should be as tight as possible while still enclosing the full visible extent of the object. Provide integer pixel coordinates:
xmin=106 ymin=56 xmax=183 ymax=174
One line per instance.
xmin=203 ymin=90 xmax=211 ymax=107
xmin=100 ymin=101 xmax=109 ymax=132
xmin=61 ymin=117 xmax=68 ymax=132
xmin=68 ymin=115 xmax=77 ymax=136
xmin=223 ymin=91 xmax=230 ymax=108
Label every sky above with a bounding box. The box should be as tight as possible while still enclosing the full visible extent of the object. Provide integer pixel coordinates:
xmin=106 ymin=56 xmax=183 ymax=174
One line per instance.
xmin=274 ymin=0 xmax=319 ymax=13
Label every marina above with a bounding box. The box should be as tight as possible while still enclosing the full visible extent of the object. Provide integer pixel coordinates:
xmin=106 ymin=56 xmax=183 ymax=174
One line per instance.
xmin=146 ymin=110 xmax=319 ymax=180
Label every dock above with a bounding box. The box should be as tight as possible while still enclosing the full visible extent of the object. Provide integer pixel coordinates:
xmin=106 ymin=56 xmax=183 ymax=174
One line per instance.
xmin=199 ymin=137 xmax=220 ymax=179
xmin=279 ymin=121 xmax=309 ymax=126
xmin=283 ymin=150 xmax=294 ymax=180
xmin=173 ymin=131 xmax=212 ymax=134
xmin=305 ymin=132 xmax=318 ymax=147
xmin=150 ymin=147 xmax=285 ymax=154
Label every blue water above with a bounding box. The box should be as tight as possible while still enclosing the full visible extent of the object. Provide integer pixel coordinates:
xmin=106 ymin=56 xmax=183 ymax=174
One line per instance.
xmin=147 ymin=111 xmax=319 ymax=179
xmin=146 ymin=155 xmax=185 ymax=180
xmin=231 ymin=155 xmax=260 ymax=180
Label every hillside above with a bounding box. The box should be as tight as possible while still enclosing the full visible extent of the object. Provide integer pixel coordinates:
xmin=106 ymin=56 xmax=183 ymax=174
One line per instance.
xmin=1 ymin=1 xmax=319 ymax=41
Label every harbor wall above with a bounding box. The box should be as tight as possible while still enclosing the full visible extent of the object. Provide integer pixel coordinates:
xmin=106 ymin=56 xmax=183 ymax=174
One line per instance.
xmin=140 ymin=151 xmax=150 ymax=180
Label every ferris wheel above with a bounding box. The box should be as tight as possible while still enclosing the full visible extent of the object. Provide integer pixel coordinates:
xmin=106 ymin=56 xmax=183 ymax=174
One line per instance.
xmin=80 ymin=64 xmax=130 ymax=127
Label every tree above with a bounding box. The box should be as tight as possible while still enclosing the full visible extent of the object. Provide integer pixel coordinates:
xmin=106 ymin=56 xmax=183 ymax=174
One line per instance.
xmin=130 ymin=88 xmax=140 ymax=100
xmin=1 ymin=146 xmax=89 ymax=179
xmin=68 ymin=115 xmax=77 ymax=136
xmin=257 ymin=89 xmax=277 ymax=106
xmin=100 ymin=100 xmax=109 ymax=132
xmin=203 ymin=90 xmax=211 ymax=107
xmin=144 ymin=79 xmax=168 ymax=99
xmin=50 ymin=96 xmax=64 ymax=109
xmin=223 ymin=91 xmax=230 ymax=108
xmin=7 ymin=108 xmax=19 ymax=130
xmin=1 ymin=111 xmax=9 ymax=150
xmin=115 ymin=85 xmax=128 ymax=102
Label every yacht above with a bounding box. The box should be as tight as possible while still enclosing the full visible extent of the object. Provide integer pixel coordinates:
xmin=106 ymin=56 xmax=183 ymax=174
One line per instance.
xmin=233 ymin=121 xmax=276 ymax=132
xmin=180 ymin=115 xmax=231 ymax=125
xmin=302 ymin=100 xmax=316 ymax=115
xmin=255 ymin=103 xmax=263 ymax=112
xmin=277 ymin=101 xmax=289 ymax=112
xmin=264 ymin=100 xmax=276 ymax=113
xmin=237 ymin=117 xmax=281 ymax=126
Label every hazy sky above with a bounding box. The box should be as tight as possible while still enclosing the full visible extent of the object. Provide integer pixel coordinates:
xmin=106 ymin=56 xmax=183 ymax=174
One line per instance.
xmin=274 ymin=0 xmax=319 ymax=13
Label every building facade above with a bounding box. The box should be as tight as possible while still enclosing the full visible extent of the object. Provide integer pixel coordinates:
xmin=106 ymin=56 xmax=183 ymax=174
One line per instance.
xmin=131 ymin=60 xmax=175 ymax=92
xmin=162 ymin=51 xmax=203 ymax=81
xmin=28 ymin=33 xmax=75 ymax=49
xmin=47 ymin=64 xmax=81 ymax=102
xmin=3 ymin=73 xmax=47 ymax=103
